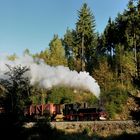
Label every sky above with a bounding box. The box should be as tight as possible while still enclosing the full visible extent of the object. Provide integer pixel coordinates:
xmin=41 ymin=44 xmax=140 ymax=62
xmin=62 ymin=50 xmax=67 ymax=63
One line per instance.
xmin=0 ymin=0 xmax=129 ymax=56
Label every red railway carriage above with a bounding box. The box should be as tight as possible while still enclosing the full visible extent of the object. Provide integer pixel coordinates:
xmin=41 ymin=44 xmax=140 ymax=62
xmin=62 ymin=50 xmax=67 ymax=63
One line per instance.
xmin=24 ymin=103 xmax=62 ymax=117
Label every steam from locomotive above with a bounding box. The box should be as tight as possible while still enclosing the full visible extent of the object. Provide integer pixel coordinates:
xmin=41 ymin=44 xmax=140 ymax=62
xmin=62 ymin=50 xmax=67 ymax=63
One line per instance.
xmin=0 ymin=55 xmax=100 ymax=98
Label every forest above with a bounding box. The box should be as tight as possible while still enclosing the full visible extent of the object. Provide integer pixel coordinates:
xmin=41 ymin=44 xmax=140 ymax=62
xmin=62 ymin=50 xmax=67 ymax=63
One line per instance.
xmin=0 ymin=0 xmax=140 ymax=122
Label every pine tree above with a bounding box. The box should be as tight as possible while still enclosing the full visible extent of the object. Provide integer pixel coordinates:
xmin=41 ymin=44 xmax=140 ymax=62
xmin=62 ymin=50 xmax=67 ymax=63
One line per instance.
xmin=75 ymin=3 xmax=97 ymax=72
xmin=103 ymin=17 xmax=117 ymax=69
xmin=49 ymin=34 xmax=67 ymax=66
xmin=63 ymin=28 xmax=76 ymax=70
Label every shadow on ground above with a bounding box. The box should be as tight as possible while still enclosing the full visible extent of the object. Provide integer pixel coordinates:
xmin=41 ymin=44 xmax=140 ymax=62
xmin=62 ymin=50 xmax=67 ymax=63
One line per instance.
xmin=0 ymin=114 xmax=140 ymax=140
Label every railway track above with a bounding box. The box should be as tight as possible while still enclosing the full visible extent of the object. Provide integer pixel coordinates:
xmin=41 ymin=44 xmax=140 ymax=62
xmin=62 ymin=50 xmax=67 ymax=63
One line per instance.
xmin=50 ymin=120 xmax=134 ymax=127
xmin=50 ymin=120 xmax=134 ymax=125
xmin=23 ymin=120 xmax=135 ymax=127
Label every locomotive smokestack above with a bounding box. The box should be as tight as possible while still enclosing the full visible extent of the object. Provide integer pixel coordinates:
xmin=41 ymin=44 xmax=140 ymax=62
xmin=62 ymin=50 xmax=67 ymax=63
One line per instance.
xmin=0 ymin=55 xmax=100 ymax=98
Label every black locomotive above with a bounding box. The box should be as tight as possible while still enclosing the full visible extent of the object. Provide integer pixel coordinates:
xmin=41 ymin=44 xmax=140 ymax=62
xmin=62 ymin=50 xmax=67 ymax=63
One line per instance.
xmin=63 ymin=102 xmax=107 ymax=121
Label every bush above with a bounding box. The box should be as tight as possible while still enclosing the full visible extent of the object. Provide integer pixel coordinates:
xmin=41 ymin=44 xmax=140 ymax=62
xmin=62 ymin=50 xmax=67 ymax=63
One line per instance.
xmin=47 ymin=86 xmax=76 ymax=104
xmin=82 ymin=127 xmax=90 ymax=135
xmin=103 ymin=88 xmax=129 ymax=119
xmin=0 ymin=65 xmax=32 ymax=121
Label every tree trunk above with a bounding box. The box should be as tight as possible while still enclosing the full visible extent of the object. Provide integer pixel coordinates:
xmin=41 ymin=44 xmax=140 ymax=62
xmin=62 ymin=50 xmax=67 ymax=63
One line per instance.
xmin=81 ymin=33 xmax=85 ymax=71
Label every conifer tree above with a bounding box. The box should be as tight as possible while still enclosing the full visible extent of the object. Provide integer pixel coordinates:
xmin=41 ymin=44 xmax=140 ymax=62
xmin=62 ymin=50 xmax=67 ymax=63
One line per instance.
xmin=63 ymin=29 xmax=76 ymax=70
xmin=75 ymin=3 xmax=97 ymax=73
xmin=48 ymin=34 xmax=67 ymax=66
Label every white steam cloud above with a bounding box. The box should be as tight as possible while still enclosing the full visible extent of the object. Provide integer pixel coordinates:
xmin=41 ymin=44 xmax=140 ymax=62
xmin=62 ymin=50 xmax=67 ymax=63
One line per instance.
xmin=0 ymin=55 xmax=100 ymax=98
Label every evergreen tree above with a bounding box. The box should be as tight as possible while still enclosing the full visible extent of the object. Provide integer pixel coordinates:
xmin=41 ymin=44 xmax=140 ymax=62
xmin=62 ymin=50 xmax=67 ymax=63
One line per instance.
xmin=115 ymin=44 xmax=136 ymax=88
xmin=92 ymin=57 xmax=114 ymax=93
xmin=136 ymin=0 xmax=140 ymax=78
xmin=103 ymin=17 xmax=117 ymax=68
xmin=35 ymin=49 xmax=50 ymax=64
xmin=114 ymin=13 xmax=128 ymax=47
xmin=48 ymin=34 xmax=67 ymax=66
xmin=35 ymin=35 xmax=67 ymax=66
xmin=75 ymin=3 xmax=97 ymax=73
xmin=23 ymin=48 xmax=31 ymax=56
xmin=96 ymin=33 xmax=106 ymax=57
xmin=63 ymin=28 xmax=76 ymax=70
xmin=126 ymin=0 xmax=137 ymax=55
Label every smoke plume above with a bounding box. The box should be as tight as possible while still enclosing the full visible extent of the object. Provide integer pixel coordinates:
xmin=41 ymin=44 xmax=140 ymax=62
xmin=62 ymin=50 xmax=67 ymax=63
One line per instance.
xmin=0 ymin=55 xmax=100 ymax=98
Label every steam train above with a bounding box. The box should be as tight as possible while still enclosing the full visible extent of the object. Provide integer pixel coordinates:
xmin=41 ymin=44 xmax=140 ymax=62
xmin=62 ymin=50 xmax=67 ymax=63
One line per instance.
xmin=24 ymin=102 xmax=107 ymax=121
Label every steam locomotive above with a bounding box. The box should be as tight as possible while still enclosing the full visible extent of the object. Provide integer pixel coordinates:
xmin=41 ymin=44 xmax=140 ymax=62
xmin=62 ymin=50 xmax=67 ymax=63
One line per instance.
xmin=24 ymin=102 xmax=107 ymax=121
